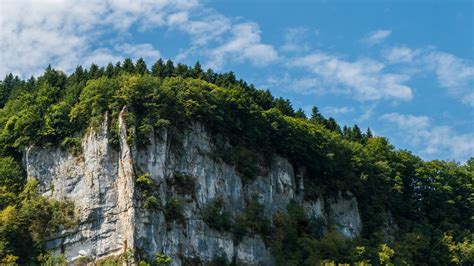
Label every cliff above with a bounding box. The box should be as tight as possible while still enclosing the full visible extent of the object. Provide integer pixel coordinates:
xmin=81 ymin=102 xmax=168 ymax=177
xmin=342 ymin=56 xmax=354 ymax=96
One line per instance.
xmin=23 ymin=111 xmax=362 ymax=265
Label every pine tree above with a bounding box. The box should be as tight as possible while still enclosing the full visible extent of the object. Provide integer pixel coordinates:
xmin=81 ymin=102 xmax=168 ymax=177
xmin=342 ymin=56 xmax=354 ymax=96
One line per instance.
xmin=295 ymin=108 xmax=307 ymax=119
xmin=122 ymin=58 xmax=135 ymax=73
xmin=163 ymin=59 xmax=174 ymax=77
xmin=135 ymin=58 xmax=148 ymax=75
xmin=366 ymin=128 xmax=373 ymax=138
xmin=325 ymin=117 xmax=342 ymax=135
xmin=192 ymin=61 xmax=204 ymax=79
xmin=105 ymin=63 xmax=115 ymax=78
xmin=151 ymin=59 xmax=164 ymax=77
xmin=174 ymin=63 xmax=189 ymax=77
xmin=72 ymin=66 xmax=85 ymax=82
xmin=310 ymin=106 xmax=325 ymax=124
xmin=89 ymin=64 xmax=100 ymax=79
xmin=351 ymin=124 xmax=363 ymax=142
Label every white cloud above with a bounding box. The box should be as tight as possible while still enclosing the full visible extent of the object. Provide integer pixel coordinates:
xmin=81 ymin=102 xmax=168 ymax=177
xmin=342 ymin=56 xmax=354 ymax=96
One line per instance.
xmin=288 ymin=53 xmax=413 ymax=101
xmin=170 ymin=12 xmax=232 ymax=46
xmin=280 ymin=27 xmax=310 ymax=53
xmin=323 ymin=106 xmax=354 ymax=115
xmin=361 ymin=29 xmax=392 ymax=45
xmin=1 ymin=0 xmax=277 ymax=77
xmin=381 ymin=113 xmax=430 ymax=129
xmin=382 ymin=46 xmax=474 ymax=106
xmin=383 ymin=46 xmax=418 ymax=63
xmin=358 ymin=104 xmax=376 ymax=122
xmin=115 ymin=43 xmax=161 ymax=61
xmin=380 ymin=112 xmax=474 ymax=161
xmin=423 ymin=51 xmax=474 ymax=105
xmin=207 ymin=22 xmax=278 ymax=69
xmin=0 ymin=0 xmax=199 ymax=77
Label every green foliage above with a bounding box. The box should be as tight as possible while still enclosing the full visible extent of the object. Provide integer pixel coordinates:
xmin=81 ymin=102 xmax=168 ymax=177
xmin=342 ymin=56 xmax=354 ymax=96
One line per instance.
xmin=0 ymin=59 xmax=472 ymax=264
xmin=218 ymin=146 xmax=264 ymax=183
xmin=208 ymin=253 xmax=230 ymax=266
xmin=136 ymin=173 xmax=160 ymax=210
xmin=60 ymin=136 xmax=82 ymax=155
xmin=164 ymin=197 xmax=185 ymax=224
xmin=232 ymin=197 xmax=272 ymax=243
xmin=202 ymin=197 xmax=232 ymax=232
xmin=271 ymin=201 xmax=357 ymax=265
xmin=95 ymin=249 xmax=134 ymax=265
xmin=169 ymin=172 xmax=195 ymax=196
xmin=38 ymin=253 xmax=67 ymax=266
xmin=0 ymin=180 xmax=76 ymax=264
xmin=378 ymin=244 xmax=394 ymax=265
xmin=0 ymin=156 xmax=24 ymax=206
xmin=443 ymin=232 xmax=474 ymax=265
xmin=155 ymin=252 xmax=172 ymax=266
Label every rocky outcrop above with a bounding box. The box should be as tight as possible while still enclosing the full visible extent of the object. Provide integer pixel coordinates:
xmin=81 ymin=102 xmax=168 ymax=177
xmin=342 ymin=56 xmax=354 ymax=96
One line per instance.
xmin=24 ymin=113 xmax=363 ymax=265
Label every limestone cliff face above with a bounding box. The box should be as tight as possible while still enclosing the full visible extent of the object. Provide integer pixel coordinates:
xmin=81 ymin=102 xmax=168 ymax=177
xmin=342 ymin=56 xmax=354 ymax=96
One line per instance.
xmin=23 ymin=113 xmax=362 ymax=265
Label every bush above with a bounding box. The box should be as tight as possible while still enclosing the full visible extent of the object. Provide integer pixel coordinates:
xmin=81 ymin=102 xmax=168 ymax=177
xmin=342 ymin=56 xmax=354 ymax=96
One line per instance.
xmin=0 ymin=180 xmax=76 ymax=263
xmin=164 ymin=197 xmax=184 ymax=224
xmin=155 ymin=252 xmax=172 ymax=266
xmin=136 ymin=173 xmax=161 ymax=211
xmin=202 ymin=197 xmax=232 ymax=232
xmin=231 ymin=197 xmax=272 ymax=242
xmin=219 ymin=146 xmax=263 ymax=183
xmin=60 ymin=137 xmax=82 ymax=156
xmin=169 ymin=172 xmax=195 ymax=196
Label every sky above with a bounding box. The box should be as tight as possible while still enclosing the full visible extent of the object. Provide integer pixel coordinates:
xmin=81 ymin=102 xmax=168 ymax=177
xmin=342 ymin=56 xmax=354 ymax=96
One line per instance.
xmin=1 ymin=0 xmax=473 ymax=162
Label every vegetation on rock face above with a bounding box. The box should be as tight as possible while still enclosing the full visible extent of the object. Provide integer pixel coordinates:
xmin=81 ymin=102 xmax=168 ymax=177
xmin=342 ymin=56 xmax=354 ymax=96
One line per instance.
xmin=0 ymin=179 xmax=76 ymax=264
xmin=0 ymin=58 xmax=472 ymax=264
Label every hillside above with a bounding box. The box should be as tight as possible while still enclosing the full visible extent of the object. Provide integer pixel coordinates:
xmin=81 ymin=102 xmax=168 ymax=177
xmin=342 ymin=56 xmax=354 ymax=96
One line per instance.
xmin=0 ymin=58 xmax=472 ymax=265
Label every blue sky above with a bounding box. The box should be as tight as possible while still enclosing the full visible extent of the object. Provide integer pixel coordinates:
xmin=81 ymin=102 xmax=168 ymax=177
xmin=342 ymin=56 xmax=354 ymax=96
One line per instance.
xmin=1 ymin=0 xmax=473 ymax=162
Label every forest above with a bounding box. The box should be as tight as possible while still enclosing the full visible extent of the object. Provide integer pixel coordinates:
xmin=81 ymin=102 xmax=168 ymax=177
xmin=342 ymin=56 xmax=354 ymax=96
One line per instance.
xmin=0 ymin=58 xmax=472 ymax=265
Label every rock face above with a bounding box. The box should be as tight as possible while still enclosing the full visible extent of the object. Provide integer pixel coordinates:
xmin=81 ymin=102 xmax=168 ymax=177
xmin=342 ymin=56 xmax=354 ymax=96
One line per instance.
xmin=23 ymin=113 xmax=362 ymax=265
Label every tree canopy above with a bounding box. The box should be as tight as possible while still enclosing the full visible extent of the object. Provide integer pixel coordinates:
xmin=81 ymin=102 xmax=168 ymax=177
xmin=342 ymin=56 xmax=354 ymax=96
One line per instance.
xmin=0 ymin=58 xmax=472 ymax=265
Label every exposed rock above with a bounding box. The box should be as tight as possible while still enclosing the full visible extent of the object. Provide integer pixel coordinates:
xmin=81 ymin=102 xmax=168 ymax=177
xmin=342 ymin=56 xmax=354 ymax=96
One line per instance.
xmin=328 ymin=192 xmax=363 ymax=239
xmin=24 ymin=118 xmax=362 ymax=264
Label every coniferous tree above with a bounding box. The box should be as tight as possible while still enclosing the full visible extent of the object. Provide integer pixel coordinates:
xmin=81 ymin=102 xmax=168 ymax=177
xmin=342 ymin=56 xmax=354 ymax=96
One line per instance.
xmin=366 ymin=128 xmax=373 ymax=139
xmin=122 ymin=58 xmax=135 ymax=73
xmin=72 ymin=66 xmax=86 ymax=82
xmin=204 ymin=69 xmax=216 ymax=83
xmin=151 ymin=59 xmax=165 ymax=77
xmin=88 ymin=64 xmax=100 ymax=79
xmin=274 ymin=97 xmax=294 ymax=116
xmin=310 ymin=106 xmax=325 ymax=124
xmin=295 ymin=108 xmax=307 ymax=119
xmin=135 ymin=58 xmax=148 ymax=75
xmin=174 ymin=63 xmax=189 ymax=77
xmin=114 ymin=61 xmax=122 ymax=74
xmin=325 ymin=117 xmax=342 ymax=135
xmin=192 ymin=61 xmax=204 ymax=79
xmin=25 ymin=76 xmax=36 ymax=92
xmin=105 ymin=63 xmax=115 ymax=78
xmin=342 ymin=126 xmax=351 ymax=139
xmin=351 ymin=124 xmax=363 ymax=142
xmin=163 ymin=59 xmax=175 ymax=77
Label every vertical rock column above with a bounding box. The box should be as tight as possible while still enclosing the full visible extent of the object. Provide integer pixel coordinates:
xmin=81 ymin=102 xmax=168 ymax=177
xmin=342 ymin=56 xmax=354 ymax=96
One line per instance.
xmin=116 ymin=107 xmax=137 ymax=255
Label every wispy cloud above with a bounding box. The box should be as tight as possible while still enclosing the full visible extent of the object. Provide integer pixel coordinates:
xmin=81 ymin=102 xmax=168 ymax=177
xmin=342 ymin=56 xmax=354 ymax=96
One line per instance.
xmin=423 ymin=50 xmax=474 ymax=105
xmin=280 ymin=27 xmax=310 ymax=53
xmin=1 ymin=0 xmax=278 ymax=77
xmin=361 ymin=29 xmax=392 ymax=45
xmin=380 ymin=112 xmax=474 ymax=161
xmin=206 ymin=22 xmax=278 ymax=69
xmin=323 ymin=106 xmax=355 ymax=116
xmin=0 ymin=0 xmax=197 ymax=77
xmin=383 ymin=46 xmax=474 ymax=106
xmin=383 ymin=46 xmax=419 ymax=64
xmin=288 ymin=53 xmax=413 ymax=102
xmin=357 ymin=104 xmax=377 ymax=122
